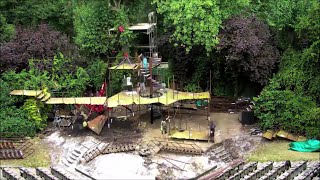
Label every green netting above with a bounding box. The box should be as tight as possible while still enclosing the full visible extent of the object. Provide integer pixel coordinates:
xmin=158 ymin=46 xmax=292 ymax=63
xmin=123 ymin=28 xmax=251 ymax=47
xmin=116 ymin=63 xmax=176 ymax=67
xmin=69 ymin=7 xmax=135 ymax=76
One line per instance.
xmin=289 ymin=139 xmax=320 ymax=152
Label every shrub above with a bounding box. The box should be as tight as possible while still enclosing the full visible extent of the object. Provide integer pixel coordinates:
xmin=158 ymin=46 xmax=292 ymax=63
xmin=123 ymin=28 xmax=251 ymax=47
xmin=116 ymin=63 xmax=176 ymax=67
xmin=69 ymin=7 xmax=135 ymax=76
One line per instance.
xmin=184 ymin=83 xmax=202 ymax=93
xmin=0 ymin=23 xmax=79 ymax=72
xmin=0 ymin=107 xmax=37 ymax=138
xmin=254 ymin=90 xmax=319 ymax=138
xmin=0 ymin=79 xmax=18 ymax=106
xmin=87 ymin=59 xmax=107 ymax=91
xmin=22 ymin=99 xmax=47 ymax=131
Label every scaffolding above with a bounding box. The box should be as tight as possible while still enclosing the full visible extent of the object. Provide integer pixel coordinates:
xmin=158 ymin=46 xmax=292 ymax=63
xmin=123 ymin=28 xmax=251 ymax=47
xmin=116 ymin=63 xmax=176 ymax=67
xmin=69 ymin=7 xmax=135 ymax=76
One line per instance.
xmin=9 ymin=12 xmax=212 ymax=141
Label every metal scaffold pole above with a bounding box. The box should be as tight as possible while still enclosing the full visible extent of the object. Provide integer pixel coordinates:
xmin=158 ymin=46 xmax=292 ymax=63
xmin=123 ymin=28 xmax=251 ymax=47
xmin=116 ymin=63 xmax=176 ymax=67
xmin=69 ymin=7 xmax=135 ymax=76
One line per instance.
xmin=150 ymin=56 xmax=154 ymax=124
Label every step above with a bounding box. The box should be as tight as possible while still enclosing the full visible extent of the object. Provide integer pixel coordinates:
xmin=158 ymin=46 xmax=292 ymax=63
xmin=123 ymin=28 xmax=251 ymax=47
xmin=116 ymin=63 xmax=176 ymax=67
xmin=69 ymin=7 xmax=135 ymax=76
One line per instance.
xmin=41 ymin=93 xmax=51 ymax=101
xmin=36 ymin=92 xmax=45 ymax=99
xmin=61 ymin=159 xmax=70 ymax=167
xmin=162 ymin=146 xmax=202 ymax=154
xmin=36 ymin=167 xmax=59 ymax=180
xmin=51 ymin=166 xmax=75 ymax=180
xmin=217 ymin=151 xmax=229 ymax=158
xmin=243 ymin=162 xmax=273 ymax=179
xmin=74 ymin=149 xmax=81 ymax=154
xmin=1 ymin=168 xmax=24 ymax=180
xmin=213 ymin=146 xmax=225 ymax=154
xmin=71 ymin=151 xmax=80 ymax=158
xmin=221 ymin=155 xmax=232 ymax=162
xmin=69 ymin=154 xmax=78 ymax=161
xmin=19 ymin=167 xmax=42 ymax=180
xmin=66 ymin=156 xmax=75 ymax=164
xmin=152 ymin=144 xmax=164 ymax=155
xmin=263 ymin=162 xmax=286 ymax=179
xmin=51 ymin=166 xmax=68 ymax=178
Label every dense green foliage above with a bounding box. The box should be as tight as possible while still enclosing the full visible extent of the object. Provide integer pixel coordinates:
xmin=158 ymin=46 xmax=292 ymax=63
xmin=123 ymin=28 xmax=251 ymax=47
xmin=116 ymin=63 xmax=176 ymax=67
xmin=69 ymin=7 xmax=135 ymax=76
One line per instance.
xmin=0 ymin=0 xmax=73 ymax=35
xmin=87 ymin=59 xmax=108 ymax=91
xmin=0 ymin=107 xmax=37 ymax=138
xmin=255 ymin=0 xmax=318 ymax=31
xmin=254 ymin=43 xmax=320 ymax=138
xmin=73 ymin=1 xmax=113 ymax=55
xmin=107 ymin=52 xmax=134 ymax=95
xmin=0 ymin=0 xmax=319 ymax=138
xmin=253 ymin=0 xmax=319 ymax=138
xmin=0 ymin=81 xmax=37 ymax=137
xmin=154 ymin=0 xmax=250 ymax=52
xmin=22 ymin=99 xmax=47 ymax=131
xmin=254 ymin=90 xmax=319 ymax=138
xmin=0 ymin=14 xmax=14 ymax=43
xmin=73 ymin=1 xmax=138 ymax=56
xmin=2 ymin=54 xmax=90 ymax=97
xmin=266 ymin=44 xmax=320 ymax=103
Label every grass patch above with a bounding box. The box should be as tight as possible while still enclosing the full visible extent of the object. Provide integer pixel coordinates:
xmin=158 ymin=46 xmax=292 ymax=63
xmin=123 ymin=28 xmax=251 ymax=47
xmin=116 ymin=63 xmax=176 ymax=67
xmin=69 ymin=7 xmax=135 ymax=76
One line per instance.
xmin=246 ymin=140 xmax=320 ymax=162
xmin=1 ymin=137 xmax=51 ymax=167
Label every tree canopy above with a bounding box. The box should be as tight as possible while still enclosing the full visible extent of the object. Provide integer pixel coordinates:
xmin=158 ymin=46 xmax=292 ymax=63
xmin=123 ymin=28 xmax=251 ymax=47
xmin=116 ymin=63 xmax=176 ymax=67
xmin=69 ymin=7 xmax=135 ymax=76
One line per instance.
xmin=153 ymin=0 xmax=250 ymax=52
xmin=217 ymin=16 xmax=280 ymax=86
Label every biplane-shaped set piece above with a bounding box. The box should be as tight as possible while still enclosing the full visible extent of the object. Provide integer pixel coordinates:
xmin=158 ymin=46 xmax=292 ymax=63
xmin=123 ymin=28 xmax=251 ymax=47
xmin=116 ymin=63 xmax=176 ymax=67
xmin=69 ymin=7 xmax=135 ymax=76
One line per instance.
xmin=9 ymin=89 xmax=210 ymax=138
xmin=9 ymin=89 xmax=210 ymax=107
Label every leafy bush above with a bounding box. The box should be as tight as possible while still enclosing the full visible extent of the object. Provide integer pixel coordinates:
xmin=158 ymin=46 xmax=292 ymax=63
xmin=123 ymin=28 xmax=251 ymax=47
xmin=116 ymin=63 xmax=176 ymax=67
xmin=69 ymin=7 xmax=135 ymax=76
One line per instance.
xmin=108 ymin=69 xmax=133 ymax=95
xmin=213 ymin=81 xmax=234 ymax=96
xmin=1 ymin=65 xmax=52 ymax=91
xmin=87 ymin=59 xmax=107 ymax=91
xmin=74 ymin=1 xmax=113 ymax=55
xmin=254 ymin=90 xmax=319 ymax=138
xmin=48 ymin=53 xmax=90 ymax=96
xmin=217 ymin=15 xmax=280 ymax=86
xmin=158 ymin=68 xmax=173 ymax=85
xmin=0 ymin=53 xmax=91 ymax=138
xmin=184 ymin=83 xmax=202 ymax=93
xmin=107 ymin=52 xmax=134 ymax=95
xmin=254 ymin=39 xmax=320 ymax=139
xmin=0 ymin=107 xmax=37 ymax=138
xmin=0 ymin=14 xmax=15 ymax=43
xmin=22 ymin=99 xmax=47 ymax=131
xmin=56 ymin=66 xmax=90 ymax=97
xmin=0 ymin=0 xmax=73 ymax=35
xmin=153 ymin=0 xmax=250 ymax=52
xmin=0 ymin=80 xmax=34 ymax=138
xmin=0 ymin=80 xmax=18 ymax=106
xmin=0 ymin=24 xmax=79 ymax=72
xmin=2 ymin=54 xmax=90 ymax=97
xmin=264 ymin=44 xmax=320 ymax=104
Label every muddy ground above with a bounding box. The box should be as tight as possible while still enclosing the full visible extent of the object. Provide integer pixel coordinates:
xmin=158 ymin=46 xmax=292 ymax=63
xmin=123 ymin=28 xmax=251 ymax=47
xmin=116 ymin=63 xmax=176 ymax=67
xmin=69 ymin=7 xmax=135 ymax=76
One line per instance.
xmin=43 ymin=112 xmax=263 ymax=179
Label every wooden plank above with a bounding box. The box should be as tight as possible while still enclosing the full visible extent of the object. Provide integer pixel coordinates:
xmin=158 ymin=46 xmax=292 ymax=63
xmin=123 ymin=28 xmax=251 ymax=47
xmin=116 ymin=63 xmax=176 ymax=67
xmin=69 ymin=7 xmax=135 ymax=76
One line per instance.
xmin=10 ymin=90 xmax=42 ymax=96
